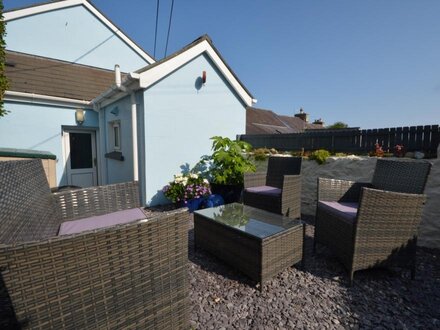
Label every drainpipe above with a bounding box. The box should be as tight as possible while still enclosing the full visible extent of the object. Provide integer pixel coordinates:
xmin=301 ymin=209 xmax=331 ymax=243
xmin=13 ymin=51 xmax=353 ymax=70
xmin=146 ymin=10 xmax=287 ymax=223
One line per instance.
xmin=115 ymin=65 xmax=139 ymax=182
xmin=130 ymin=92 xmax=139 ymax=182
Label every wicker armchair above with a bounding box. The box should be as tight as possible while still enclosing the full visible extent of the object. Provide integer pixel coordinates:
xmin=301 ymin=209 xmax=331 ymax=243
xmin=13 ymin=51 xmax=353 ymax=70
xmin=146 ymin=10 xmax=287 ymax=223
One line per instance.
xmin=314 ymin=159 xmax=431 ymax=285
xmin=243 ymin=156 xmax=302 ymax=219
xmin=0 ymin=159 xmax=189 ymax=329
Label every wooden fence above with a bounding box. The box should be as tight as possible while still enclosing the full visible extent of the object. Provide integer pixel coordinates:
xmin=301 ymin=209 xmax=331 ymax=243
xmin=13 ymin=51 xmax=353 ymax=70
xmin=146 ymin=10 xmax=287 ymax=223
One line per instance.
xmin=238 ymin=125 xmax=440 ymax=157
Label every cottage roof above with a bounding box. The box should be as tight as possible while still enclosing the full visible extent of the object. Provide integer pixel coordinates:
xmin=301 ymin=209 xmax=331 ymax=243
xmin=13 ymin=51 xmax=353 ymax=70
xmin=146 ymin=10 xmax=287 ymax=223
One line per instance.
xmin=4 ymin=0 xmax=155 ymax=64
xmin=5 ymin=51 xmax=122 ymax=102
xmin=93 ymin=35 xmax=256 ymax=107
xmin=246 ymin=107 xmax=324 ymax=134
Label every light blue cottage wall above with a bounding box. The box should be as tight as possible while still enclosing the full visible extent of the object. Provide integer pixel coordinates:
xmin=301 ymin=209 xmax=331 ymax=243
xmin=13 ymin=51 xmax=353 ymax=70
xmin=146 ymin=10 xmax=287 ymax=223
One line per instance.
xmin=100 ymin=95 xmax=135 ymax=185
xmin=6 ymin=5 xmax=150 ymax=71
xmin=0 ymin=101 xmax=98 ymax=186
xmin=143 ymin=54 xmax=246 ymax=206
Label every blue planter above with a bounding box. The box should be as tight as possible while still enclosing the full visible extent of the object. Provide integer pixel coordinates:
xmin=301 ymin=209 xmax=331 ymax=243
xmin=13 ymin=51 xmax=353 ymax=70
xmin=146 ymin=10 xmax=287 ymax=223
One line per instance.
xmin=201 ymin=194 xmax=225 ymax=209
xmin=185 ymin=198 xmax=203 ymax=212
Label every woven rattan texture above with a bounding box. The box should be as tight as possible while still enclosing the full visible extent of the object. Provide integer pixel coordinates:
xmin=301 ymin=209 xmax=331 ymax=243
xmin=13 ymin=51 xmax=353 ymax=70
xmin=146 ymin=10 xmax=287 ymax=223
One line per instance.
xmin=315 ymin=159 xmax=431 ymax=285
xmin=53 ymin=181 xmax=141 ymax=221
xmin=194 ymin=211 xmax=303 ymax=288
xmin=0 ymin=160 xmax=60 ymax=244
xmin=243 ymin=157 xmax=302 ymax=219
xmin=0 ymin=160 xmax=190 ymax=329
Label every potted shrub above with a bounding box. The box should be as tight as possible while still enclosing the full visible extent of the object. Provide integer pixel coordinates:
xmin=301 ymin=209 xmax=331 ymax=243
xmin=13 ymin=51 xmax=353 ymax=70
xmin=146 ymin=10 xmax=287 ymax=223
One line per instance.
xmin=162 ymin=173 xmax=211 ymax=212
xmin=198 ymin=136 xmax=255 ymax=203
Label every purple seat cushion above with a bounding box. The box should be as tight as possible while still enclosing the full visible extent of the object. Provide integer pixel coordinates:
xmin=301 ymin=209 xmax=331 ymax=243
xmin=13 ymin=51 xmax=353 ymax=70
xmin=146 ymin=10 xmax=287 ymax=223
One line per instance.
xmin=58 ymin=208 xmax=146 ymax=236
xmin=245 ymin=185 xmax=282 ymax=197
xmin=318 ymin=201 xmax=358 ymax=223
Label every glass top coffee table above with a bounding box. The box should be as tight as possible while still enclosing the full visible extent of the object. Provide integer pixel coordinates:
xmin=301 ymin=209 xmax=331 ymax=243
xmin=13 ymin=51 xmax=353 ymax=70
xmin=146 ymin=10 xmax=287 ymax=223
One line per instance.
xmin=194 ymin=203 xmax=304 ymax=290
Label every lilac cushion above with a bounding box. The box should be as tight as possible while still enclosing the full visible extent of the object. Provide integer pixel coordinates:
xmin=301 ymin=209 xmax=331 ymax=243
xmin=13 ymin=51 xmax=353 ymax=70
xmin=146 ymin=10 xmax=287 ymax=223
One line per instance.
xmin=318 ymin=201 xmax=358 ymax=223
xmin=58 ymin=208 xmax=146 ymax=236
xmin=245 ymin=185 xmax=282 ymax=196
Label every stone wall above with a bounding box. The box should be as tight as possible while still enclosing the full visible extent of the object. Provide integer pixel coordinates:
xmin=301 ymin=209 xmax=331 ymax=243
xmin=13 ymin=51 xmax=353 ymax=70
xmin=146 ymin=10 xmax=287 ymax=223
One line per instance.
xmin=300 ymin=155 xmax=439 ymax=249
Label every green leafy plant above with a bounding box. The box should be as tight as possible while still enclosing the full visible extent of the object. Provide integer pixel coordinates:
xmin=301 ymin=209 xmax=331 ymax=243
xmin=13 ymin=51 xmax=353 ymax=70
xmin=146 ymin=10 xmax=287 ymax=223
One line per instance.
xmin=253 ymin=148 xmax=270 ymax=161
xmin=162 ymin=173 xmax=211 ymax=203
xmin=310 ymin=149 xmax=331 ymax=165
xmin=327 ymin=121 xmax=348 ymax=129
xmin=199 ymin=136 xmax=255 ymax=185
xmin=0 ymin=0 xmax=9 ymax=117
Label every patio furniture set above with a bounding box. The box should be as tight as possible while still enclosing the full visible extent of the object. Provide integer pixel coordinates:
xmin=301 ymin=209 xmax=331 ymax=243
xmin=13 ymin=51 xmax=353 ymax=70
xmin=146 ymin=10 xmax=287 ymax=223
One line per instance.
xmin=0 ymin=156 xmax=431 ymax=328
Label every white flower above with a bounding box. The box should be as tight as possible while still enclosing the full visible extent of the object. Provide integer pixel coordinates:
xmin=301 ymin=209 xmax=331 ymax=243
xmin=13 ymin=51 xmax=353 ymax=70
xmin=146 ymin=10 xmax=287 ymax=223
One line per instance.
xmin=190 ymin=173 xmax=198 ymax=179
xmin=203 ymin=179 xmax=209 ymax=184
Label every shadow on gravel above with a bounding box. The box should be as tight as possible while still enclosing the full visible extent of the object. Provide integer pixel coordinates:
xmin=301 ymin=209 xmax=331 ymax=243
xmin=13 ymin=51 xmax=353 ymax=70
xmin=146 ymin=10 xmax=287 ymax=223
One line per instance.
xmin=188 ymin=228 xmax=258 ymax=288
xmin=189 ymin=214 xmax=440 ymax=328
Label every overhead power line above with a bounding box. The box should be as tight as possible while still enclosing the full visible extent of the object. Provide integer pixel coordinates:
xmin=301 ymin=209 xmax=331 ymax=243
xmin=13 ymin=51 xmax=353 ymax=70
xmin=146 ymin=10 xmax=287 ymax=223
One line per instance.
xmin=153 ymin=0 xmax=160 ymax=58
xmin=164 ymin=0 xmax=175 ymax=58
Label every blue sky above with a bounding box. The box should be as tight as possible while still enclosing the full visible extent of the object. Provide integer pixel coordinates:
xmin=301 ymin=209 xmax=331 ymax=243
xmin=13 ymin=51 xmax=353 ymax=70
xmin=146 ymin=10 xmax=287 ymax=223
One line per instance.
xmin=4 ymin=0 xmax=440 ymax=129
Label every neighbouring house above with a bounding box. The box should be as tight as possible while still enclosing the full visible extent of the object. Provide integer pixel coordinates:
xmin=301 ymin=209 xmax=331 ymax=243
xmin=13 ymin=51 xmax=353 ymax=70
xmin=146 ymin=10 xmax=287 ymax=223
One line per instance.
xmin=246 ymin=107 xmax=324 ymax=134
xmin=1 ymin=0 xmax=255 ymax=206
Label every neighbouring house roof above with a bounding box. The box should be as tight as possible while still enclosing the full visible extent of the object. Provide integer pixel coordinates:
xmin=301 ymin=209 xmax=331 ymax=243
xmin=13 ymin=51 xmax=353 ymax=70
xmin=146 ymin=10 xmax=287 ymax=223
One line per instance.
xmin=4 ymin=0 xmax=155 ymax=64
xmin=93 ymin=34 xmax=256 ymax=108
xmin=5 ymin=51 xmax=124 ymax=102
xmin=246 ymin=107 xmax=324 ymax=134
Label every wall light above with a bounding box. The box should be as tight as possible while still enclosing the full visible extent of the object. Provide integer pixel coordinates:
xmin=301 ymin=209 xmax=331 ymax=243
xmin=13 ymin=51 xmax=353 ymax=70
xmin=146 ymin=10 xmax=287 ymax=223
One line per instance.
xmin=75 ymin=108 xmax=85 ymax=125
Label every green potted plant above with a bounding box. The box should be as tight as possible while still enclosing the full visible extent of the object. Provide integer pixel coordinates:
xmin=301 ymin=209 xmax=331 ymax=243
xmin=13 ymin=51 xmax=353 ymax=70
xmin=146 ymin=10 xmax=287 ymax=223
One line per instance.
xmin=198 ymin=136 xmax=255 ymax=203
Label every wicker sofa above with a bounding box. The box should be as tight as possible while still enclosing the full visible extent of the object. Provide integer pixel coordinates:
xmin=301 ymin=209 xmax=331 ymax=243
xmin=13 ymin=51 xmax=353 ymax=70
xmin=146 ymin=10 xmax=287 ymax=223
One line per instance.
xmin=243 ymin=156 xmax=302 ymax=219
xmin=314 ymin=158 xmax=431 ymax=285
xmin=0 ymin=159 xmax=189 ymax=329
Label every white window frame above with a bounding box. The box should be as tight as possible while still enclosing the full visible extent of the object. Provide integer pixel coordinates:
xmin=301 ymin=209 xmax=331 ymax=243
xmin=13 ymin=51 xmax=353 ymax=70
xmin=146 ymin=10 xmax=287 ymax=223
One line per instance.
xmin=110 ymin=121 xmax=121 ymax=151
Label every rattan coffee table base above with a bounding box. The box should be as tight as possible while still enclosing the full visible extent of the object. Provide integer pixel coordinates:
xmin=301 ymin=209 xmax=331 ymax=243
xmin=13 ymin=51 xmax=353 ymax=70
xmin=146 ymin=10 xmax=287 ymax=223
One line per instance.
xmin=194 ymin=207 xmax=304 ymax=291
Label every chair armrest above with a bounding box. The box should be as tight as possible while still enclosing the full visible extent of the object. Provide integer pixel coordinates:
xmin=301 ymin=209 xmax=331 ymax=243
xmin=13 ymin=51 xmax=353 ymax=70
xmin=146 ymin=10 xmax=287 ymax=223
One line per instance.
xmin=282 ymin=175 xmax=301 ymax=194
xmin=354 ymin=187 xmax=427 ymax=249
xmin=0 ymin=209 xmax=189 ymax=328
xmin=281 ymin=175 xmax=302 ymax=218
xmin=53 ymin=181 xmax=140 ymax=222
xmin=244 ymin=172 xmax=267 ymax=188
xmin=357 ymin=187 xmax=427 ymax=227
xmin=317 ymin=178 xmax=370 ymax=203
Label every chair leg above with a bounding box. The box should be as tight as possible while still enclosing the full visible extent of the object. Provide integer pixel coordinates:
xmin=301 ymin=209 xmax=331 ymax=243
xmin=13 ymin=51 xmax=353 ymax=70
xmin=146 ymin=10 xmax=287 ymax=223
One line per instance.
xmin=348 ymin=271 xmax=354 ymax=287
xmin=410 ymin=265 xmax=416 ymax=280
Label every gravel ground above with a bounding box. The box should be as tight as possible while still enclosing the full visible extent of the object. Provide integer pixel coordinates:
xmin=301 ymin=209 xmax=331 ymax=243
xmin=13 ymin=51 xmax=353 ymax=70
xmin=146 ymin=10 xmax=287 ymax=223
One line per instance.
xmin=146 ymin=207 xmax=440 ymax=329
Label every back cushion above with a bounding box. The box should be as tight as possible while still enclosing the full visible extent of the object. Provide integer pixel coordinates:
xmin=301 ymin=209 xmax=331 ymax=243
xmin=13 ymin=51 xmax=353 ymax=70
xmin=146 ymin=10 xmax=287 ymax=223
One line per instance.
xmin=0 ymin=160 xmax=60 ymax=244
xmin=372 ymin=159 xmax=431 ymax=194
xmin=266 ymin=156 xmax=302 ymax=188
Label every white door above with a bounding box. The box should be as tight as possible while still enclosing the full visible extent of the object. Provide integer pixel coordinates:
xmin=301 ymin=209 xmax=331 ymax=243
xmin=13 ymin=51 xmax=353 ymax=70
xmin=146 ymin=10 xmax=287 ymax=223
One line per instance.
xmin=63 ymin=130 xmax=98 ymax=187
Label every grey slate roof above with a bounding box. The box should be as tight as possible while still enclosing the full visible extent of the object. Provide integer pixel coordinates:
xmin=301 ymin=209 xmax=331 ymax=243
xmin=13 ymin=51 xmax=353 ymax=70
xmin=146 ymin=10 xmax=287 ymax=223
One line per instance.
xmin=5 ymin=51 xmax=123 ymax=101
xmin=246 ymin=107 xmax=324 ymax=134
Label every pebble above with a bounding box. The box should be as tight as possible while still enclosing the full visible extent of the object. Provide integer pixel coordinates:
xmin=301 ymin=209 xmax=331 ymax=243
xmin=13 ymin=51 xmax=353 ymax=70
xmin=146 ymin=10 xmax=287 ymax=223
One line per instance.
xmin=144 ymin=209 xmax=440 ymax=329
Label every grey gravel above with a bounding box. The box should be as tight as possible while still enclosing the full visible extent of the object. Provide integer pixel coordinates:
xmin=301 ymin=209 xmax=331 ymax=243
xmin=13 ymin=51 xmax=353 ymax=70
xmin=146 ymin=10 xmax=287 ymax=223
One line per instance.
xmin=145 ymin=207 xmax=440 ymax=329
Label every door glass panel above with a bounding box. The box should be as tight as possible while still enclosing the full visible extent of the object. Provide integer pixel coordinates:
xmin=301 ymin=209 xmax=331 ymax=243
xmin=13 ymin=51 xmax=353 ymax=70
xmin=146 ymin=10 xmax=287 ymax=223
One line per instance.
xmin=69 ymin=132 xmax=93 ymax=169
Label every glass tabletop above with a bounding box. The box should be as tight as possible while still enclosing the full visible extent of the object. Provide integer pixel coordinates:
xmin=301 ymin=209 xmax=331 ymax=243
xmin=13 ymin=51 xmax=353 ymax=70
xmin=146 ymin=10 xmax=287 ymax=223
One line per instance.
xmin=194 ymin=203 xmax=303 ymax=239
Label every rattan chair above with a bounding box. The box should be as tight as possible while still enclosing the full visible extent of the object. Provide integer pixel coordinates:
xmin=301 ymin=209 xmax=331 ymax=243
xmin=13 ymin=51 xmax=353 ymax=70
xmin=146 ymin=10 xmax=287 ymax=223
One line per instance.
xmin=314 ymin=158 xmax=431 ymax=285
xmin=243 ymin=156 xmax=302 ymax=219
xmin=0 ymin=159 xmax=189 ymax=329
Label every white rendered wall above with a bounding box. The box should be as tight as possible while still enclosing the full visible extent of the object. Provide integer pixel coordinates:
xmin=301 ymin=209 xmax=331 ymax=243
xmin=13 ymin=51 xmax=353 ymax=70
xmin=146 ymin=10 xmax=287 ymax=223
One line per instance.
xmin=6 ymin=5 xmax=150 ymax=71
xmin=143 ymin=54 xmax=246 ymax=206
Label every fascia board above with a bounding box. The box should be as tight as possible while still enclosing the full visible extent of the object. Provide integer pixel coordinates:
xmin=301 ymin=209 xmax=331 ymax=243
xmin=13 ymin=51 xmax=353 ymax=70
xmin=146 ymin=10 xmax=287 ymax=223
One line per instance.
xmin=139 ymin=40 xmax=253 ymax=106
xmin=5 ymin=0 xmax=155 ymax=65
xmin=5 ymin=0 xmax=84 ymax=21
xmin=5 ymin=90 xmax=91 ymax=108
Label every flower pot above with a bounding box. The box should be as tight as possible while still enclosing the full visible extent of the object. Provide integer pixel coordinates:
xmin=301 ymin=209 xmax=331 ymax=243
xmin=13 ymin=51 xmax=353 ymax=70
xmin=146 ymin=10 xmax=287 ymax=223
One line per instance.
xmin=210 ymin=183 xmax=243 ymax=204
xmin=177 ymin=198 xmax=203 ymax=213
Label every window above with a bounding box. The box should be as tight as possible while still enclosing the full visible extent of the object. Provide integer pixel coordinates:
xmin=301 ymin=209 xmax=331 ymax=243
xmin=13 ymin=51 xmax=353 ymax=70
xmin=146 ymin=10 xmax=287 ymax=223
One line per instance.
xmin=110 ymin=121 xmax=121 ymax=151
